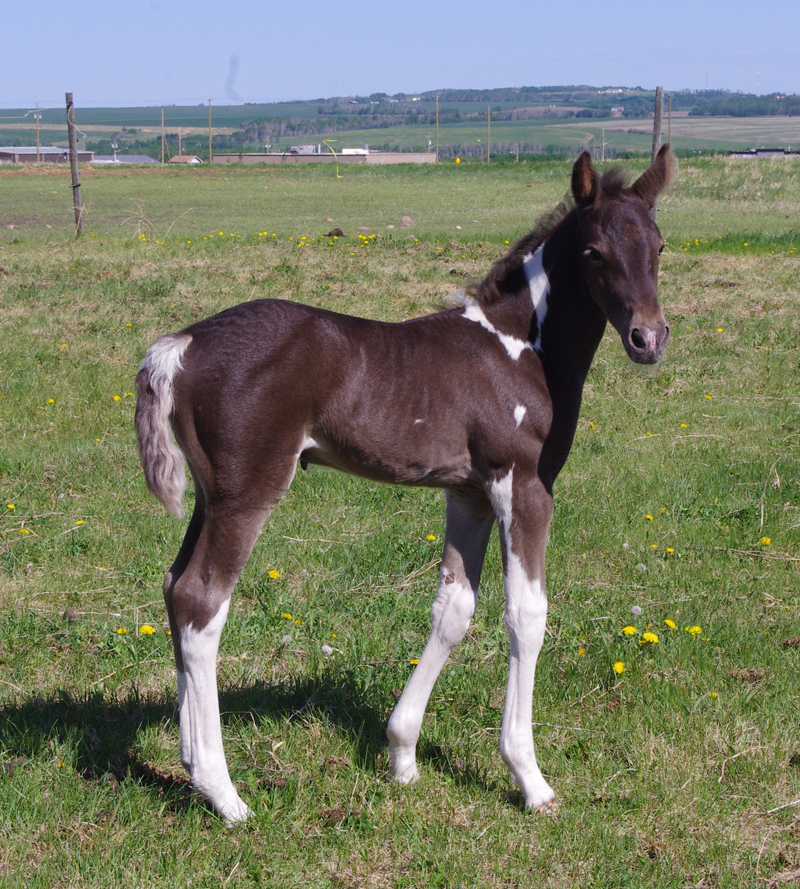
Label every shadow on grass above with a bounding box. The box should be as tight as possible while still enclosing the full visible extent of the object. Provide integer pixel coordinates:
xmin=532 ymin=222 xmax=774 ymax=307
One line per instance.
xmin=0 ymin=666 xmax=500 ymax=812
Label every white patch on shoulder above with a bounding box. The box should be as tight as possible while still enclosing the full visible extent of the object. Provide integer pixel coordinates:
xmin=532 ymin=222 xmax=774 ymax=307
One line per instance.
xmin=488 ymin=466 xmax=514 ymax=529
xmin=514 ymin=404 xmax=527 ymax=427
xmin=463 ymin=302 xmax=531 ymax=361
xmin=414 ymin=418 xmax=424 ymax=425
xmin=522 ymin=246 xmax=550 ymax=352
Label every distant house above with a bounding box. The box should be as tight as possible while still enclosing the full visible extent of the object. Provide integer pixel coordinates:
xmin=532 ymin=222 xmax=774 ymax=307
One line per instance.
xmin=0 ymin=146 xmax=94 ymax=164
xmin=168 ymin=155 xmax=203 ymax=164
xmin=728 ymin=148 xmax=800 ymax=158
xmin=92 ymin=154 xmax=159 ymax=165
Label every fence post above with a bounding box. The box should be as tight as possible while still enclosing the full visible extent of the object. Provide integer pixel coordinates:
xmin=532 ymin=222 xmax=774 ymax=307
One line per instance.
xmin=650 ymin=86 xmax=664 ymax=222
xmin=65 ymin=92 xmax=83 ymax=236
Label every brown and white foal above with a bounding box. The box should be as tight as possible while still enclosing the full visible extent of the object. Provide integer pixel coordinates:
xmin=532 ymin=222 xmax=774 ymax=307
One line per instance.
xmin=136 ymin=146 xmax=675 ymax=822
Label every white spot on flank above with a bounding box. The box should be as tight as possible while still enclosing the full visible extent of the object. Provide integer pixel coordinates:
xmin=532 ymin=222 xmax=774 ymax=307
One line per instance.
xmin=488 ymin=466 xmax=514 ymax=529
xmin=463 ymin=302 xmax=531 ymax=361
xmin=514 ymin=405 xmax=526 ymax=427
xmin=522 ymin=246 xmax=550 ymax=352
xmin=414 ymin=418 xmax=424 ymax=424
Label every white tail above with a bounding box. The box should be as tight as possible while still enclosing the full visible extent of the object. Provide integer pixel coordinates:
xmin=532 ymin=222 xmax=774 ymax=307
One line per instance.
xmin=135 ymin=334 xmax=192 ymax=517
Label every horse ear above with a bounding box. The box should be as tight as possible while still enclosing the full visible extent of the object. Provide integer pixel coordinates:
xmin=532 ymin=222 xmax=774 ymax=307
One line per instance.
xmin=631 ymin=143 xmax=676 ymax=209
xmin=571 ymin=151 xmax=599 ymax=209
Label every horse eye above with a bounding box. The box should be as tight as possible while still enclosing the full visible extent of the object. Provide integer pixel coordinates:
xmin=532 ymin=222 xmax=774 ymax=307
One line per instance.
xmin=584 ymin=247 xmax=603 ymax=265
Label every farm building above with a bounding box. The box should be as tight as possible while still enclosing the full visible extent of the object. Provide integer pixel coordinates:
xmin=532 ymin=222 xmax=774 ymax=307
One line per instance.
xmin=92 ymin=154 xmax=159 ymax=164
xmin=213 ymin=151 xmax=436 ymax=166
xmin=0 ymin=146 xmax=94 ymax=164
xmin=168 ymin=155 xmax=203 ymax=164
xmin=728 ymin=148 xmax=800 ymax=158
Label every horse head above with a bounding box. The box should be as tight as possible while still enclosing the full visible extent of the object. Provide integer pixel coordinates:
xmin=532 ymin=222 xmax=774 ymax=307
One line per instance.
xmin=571 ymin=143 xmax=676 ymax=365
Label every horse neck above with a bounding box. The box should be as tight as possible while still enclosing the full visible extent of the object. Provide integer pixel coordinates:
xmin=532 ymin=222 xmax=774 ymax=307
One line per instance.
xmin=539 ymin=211 xmax=607 ymax=386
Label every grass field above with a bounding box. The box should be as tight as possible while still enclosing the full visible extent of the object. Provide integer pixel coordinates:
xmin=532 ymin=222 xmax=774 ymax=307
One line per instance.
xmin=1 ymin=158 xmax=799 ymax=888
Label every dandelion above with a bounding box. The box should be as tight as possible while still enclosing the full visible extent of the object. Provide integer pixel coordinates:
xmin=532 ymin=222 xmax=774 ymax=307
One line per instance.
xmin=760 ymin=536 xmax=771 ymax=546
xmin=455 ymin=158 xmax=461 ymax=164
xmin=268 ymin=569 xmax=281 ymax=579
xmin=409 ymin=658 xmax=420 ymax=665
xmin=426 ymin=534 xmax=437 ymax=541
xmin=6 ymin=504 xmax=14 ymax=510
xmin=282 ymin=612 xmax=293 ymax=620
xmin=48 ymin=398 xmax=55 ymax=404
xmin=630 ymin=605 xmax=642 ymax=617
xmin=75 ymin=520 xmax=84 ymax=526
xmin=686 ymin=625 xmax=702 ymax=636
xmin=293 ymin=618 xmax=302 ymax=625
xmin=113 ymin=395 xmax=121 ymax=402
xmin=116 ymin=627 xmax=128 ymax=635
xmin=666 ymin=547 xmax=675 ymax=554
xmin=705 ymin=394 xmax=712 ymax=400
xmin=138 ymin=624 xmax=156 ymax=635
xmin=281 ymin=634 xmax=292 ymax=646
xmin=641 ymin=631 xmax=659 ymax=644
xmin=645 ymin=514 xmax=653 ymax=521
xmin=680 ymin=423 xmax=688 ymax=428
xmin=622 ymin=625 xmax=638 ymax=636
xmin=664 ymin=619 xmax=677 ymax=629
xmin=612 ymin=661 xmax=625 ymax=675
xmin=709 ymin=691 xmax=718 ymax=698
xmin=578 ymin=647 xmax=586 ymax=657
xmin=321 ymin=644 xmax=334 ymax=656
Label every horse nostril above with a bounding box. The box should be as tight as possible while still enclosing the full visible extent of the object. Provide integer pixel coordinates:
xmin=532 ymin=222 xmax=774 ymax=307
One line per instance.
xmin=630 ymin=328 xmax=646 ymax=350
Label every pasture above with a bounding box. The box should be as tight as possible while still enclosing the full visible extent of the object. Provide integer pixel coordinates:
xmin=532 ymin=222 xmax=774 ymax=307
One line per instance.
xmin=1 ymin=157 xmax=799 ymax=887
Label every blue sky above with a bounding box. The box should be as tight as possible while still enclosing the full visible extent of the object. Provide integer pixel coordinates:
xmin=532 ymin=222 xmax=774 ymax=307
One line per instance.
xmin=2 ymin=0 xmax=799 ymax=108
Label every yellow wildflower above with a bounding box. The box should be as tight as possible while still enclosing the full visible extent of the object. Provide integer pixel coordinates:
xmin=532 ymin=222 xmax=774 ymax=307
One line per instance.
xmin=612 ymin=661 xmax=625 ymax=675
xmin=686 ymin=625 xmax=702 ymax=636
xmin=641 ymin=631 xmax=659 ymax=644
xmin=116 ymin=627 xmax=127 ymax=635
xmin=621 ymin=625 xmax=638 ymax=636
xmin=426 ymin=534 xmax=437 ymax=541
xmin=664 ymin=619 xmax=676 ymax=629
xmin=268 ymin=569 xmax=281 ymax=579
xmin=138 ymin=624 xmax=156 ymax=635
xmin=760 ymin=536 xmax=771 ymax=546
xmin=282 ymin=612 xmax=293 ymax=620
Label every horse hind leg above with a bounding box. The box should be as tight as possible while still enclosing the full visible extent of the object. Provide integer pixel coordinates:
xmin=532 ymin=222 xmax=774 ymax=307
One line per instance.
xmin=167 ymin=460 xmax=298 ymax=823
xmin=387 ymin=490 xmax=494 ymax=784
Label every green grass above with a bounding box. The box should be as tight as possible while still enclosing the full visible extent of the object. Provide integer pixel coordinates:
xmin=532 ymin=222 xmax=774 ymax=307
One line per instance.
xmin=1 ymin=160 xmax=799 ymax=888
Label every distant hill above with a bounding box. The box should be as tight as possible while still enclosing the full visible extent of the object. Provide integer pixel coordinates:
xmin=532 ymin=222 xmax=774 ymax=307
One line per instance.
xmin=1 ymin=86 xmax=797 ymax=161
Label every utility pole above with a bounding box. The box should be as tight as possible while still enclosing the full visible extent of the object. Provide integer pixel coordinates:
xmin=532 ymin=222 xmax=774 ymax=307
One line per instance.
xmin=487 ymin=104 xmax=491 ymax=163
xmin=435 ymin=94 xmax=439 ymax=162
xmin=35 ymin=102 xmax=40 ymax=162
xmin=161 ymin=108 xmax=165 ymax=164
xmin=178 ymin=128 xmax=182 ymax=158
xmin=208 ymin=98 xmax=212 ymax=164
xmin=65 ymin=92 xmax=83 ymax=235
xmin=650 ymin=86 xmax=664 ymax=222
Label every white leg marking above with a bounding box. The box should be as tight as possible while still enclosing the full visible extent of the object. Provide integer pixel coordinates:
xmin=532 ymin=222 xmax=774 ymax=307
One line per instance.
xmin=463 ymin=302 xmax=532 ymax=361
xmin=388 ymin=572 xmax=477 ymax=783
xmin=514 ymin=404 xmax=527 ymax=428
xmin=522 ymin=246 xmax=550 ymax=352
xmin=499 ymin=551 xmax=554 ymax=811
xmin=179 ymin=599 xmax=252 ymax=823
xmin=489 ymin=467 xmax=554 ymax=810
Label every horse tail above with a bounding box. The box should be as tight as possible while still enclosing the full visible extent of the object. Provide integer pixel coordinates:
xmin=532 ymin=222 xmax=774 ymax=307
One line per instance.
xmin=135 ymin=333 xmax=193 ymax=517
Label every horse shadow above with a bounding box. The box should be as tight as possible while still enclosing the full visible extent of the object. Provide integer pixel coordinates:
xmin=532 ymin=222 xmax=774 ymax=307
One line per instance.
xmin=0 ymin=668 xmax=495 ymax=815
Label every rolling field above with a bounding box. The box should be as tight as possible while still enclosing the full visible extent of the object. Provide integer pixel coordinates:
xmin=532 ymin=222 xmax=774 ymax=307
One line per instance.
xmin=1 ymin=158 xmax=799 ymax=887
xmin=3 ymin=112 xmax=800 ymax=158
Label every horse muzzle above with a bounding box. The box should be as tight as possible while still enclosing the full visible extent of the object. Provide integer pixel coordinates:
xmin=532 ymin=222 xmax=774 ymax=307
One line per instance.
xmin=624 ymin=320 xmax=670 ymax=365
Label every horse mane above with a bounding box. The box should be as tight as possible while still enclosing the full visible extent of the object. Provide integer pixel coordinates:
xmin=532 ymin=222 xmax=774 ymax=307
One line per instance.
xmin=469 ymin=166 xmax=630 ymax=307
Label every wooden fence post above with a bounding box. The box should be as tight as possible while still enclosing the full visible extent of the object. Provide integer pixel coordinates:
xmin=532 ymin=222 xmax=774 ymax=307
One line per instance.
xmin=65 ymin=92 xmax=83 ymax=235
xmin=650 ymin=86 xmax=664 ymax=222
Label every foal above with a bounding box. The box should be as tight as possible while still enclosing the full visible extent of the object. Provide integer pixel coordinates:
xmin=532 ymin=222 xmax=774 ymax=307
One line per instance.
xmin=136 ymin=146 xmax=675 ymax=822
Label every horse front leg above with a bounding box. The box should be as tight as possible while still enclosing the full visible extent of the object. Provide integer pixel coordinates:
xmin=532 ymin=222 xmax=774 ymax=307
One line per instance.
xmin=387 ymin=490 xmax=495 ymax=784
xmin=489 ymin=468 xmax=556 ymax=812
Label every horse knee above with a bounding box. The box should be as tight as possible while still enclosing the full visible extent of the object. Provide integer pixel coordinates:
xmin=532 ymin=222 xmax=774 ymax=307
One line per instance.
xmin=431 ymin=579 xmax=475 ymax=648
